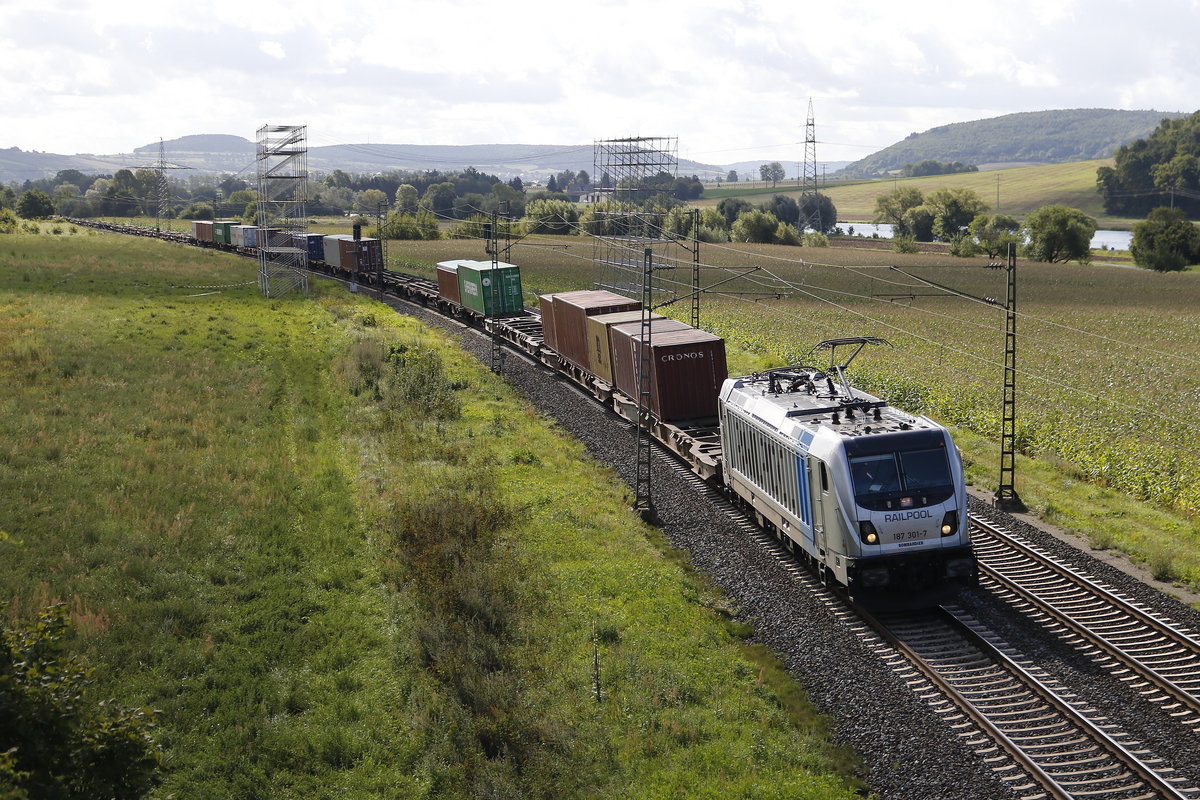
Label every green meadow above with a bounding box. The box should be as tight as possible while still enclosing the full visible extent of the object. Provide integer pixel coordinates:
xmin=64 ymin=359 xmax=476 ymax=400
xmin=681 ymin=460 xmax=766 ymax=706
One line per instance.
xmin=0 ymin=227 xmax=861 ymax=798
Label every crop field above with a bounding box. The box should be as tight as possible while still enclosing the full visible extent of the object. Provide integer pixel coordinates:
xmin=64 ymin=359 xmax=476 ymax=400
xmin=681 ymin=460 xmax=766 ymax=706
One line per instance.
xmin=0 ymin=226 xmax=863 ymax=798
xmin=391 ymin=234 xmax=1200 ymax=596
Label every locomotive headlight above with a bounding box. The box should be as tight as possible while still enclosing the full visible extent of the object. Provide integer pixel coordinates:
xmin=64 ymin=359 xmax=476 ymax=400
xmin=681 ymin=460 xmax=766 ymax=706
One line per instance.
xmin=859 ymin=521 xmax=879 ymax=545
xmin=940 ymin=510 xmax=959 ymax=536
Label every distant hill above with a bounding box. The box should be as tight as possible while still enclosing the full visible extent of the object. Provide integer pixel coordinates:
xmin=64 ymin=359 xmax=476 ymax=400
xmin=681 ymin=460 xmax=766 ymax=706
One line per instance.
xmin=0 ymin=137 xmax=731 ymax=183
xmin=838 ymin=109 xmax=1188 ymax=177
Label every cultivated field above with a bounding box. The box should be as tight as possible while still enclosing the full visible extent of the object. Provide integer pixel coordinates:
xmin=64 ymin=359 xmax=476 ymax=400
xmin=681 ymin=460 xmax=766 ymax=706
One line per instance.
xmin=391 ymin=234 xmax=1200 ymax=597
xmin=0 ymin=226 xmax=862 ymax=797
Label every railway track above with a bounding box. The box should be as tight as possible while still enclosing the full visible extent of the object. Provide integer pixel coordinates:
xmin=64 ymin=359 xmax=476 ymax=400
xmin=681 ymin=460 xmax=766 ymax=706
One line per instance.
xmin=650 ymin=445 xmax=1200 ymax=798
xmin=972 ymin=515 xmax=1200 ymax=733
xmin=863 ymin=604 xmax=1198 ymax=800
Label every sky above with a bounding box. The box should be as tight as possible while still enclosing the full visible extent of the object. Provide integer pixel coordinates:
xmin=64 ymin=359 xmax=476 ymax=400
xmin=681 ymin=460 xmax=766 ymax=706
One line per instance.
xmin=2 ymin=0 xmax=1198 ymax=167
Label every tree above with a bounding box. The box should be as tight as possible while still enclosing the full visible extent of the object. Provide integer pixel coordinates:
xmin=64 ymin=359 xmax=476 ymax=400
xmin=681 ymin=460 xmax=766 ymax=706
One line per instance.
xmin=15 ymin=189 xmax=54 ymax=219
xmin=324 ymin=169 xmax=353 ymax=189
xmin=873 ymin=186 xmax=924 ymax=235
xmin=1097 ymin=111 xmax=1200 ymax=217
xmin=968 ymin=213 xmax=1021 ymax=258
xmin=52 ymin=169 xmax=92 ymax=191
xmin=379 ymin=210 xmax=441 ymax=240
xmin=421 ymin=182 xmax=457 ymax=217
xmin=924 ymin=187 xmax=988 ymax=241
xmin=759 ymin=161 xmax=785 ymax=187
xmin=523 ymin=197 xmax=579 ymax=235
xmin=0 ymin=604 xmax=160 ymax=799
xmin=731 ymin=209 xmax=780 ymax=243
xmin=799 ymin=193 xmax=839 ymax=234
xmin=546 ymin=175 xmax=558 ymax=192
xmin=902 ymin=205 xmax=935 ymax=242
xmin=0 ymin=185 xmax=15 ymax=210
xmin=394 ymin=184 xmax=419 ymax=214
xmin=762 ymin=195 xmax=799 ymax=226
xmin=716 ymin=197 xmax=752 ymax=227
xmin=1022 ymin=204 xmax=1097 ymax=264
xmin=355 ymin=188 xmax=389 ymax=216
xmin=0 ymin=208 xmax=18 ymax=234
xmin=1130 ymin=206 xmax=1200 ymax=271
xmin=486 ymin=182 xmax=526 ymax=218
xmin=726 ymin=169 xmax=738 ymax=183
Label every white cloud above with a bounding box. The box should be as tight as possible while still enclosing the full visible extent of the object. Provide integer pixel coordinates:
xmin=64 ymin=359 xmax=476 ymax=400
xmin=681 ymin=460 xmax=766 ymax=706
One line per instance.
xmin=0 ymin=0 xmax=1196 ymax=161
xmin=259 ymin=40 xmax=285 ymax=60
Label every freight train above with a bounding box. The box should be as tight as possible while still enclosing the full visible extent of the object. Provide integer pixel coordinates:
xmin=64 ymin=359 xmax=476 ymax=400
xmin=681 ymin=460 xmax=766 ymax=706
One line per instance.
xmin=75 ymin=217 xmax=979 ymax=602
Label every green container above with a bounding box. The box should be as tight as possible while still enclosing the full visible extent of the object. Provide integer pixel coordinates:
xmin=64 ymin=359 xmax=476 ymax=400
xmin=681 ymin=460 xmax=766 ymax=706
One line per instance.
xmin=456 ymin=260 xmax=524 ymax=316
xmin=212 ymin=220 xmax=238 ymax=245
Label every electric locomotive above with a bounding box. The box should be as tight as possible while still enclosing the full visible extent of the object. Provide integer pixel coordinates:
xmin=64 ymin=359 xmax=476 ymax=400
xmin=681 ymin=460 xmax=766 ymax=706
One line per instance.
xmin=718 ymin=338 xmax=976 ymax=602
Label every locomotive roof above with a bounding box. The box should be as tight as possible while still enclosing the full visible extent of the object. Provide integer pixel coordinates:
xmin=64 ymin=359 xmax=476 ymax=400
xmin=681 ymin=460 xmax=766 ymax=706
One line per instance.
xmin=721 ymin=370 xmax=941 ymax=443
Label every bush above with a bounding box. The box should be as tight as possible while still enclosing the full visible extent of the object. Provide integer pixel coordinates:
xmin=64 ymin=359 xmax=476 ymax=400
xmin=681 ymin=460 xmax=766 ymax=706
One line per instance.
xmin=774 ymin=223 xmax=801 ymax=245
xmin=731 ymin=209 xmax=779 ymax=243
xmin=379 ymin=211 xmax=441 ymax=240
xmin=0 ymin=208 xmax=17 ymax=234
xmin=179 ymin=203 xmax=214 ymax=221
xmin=891 ymin=234 xmax=919 ymax=253
xmin=1135 ymin=242 xmax=1188 ymax=272
xmin=1022 ymin=204 xmax=1096 ymax=264
xmin=15 ymin=190 xmax=54 ymax=220
xmin=801 ymin=231 xmax=829 ymax=247
xmin=0 ymin=604 xmax=160 ymax=799
xmin=1130 ymin=206 xmax=1200 ymax=271
xmin=948 ymin=234 xmax=979 ymax=257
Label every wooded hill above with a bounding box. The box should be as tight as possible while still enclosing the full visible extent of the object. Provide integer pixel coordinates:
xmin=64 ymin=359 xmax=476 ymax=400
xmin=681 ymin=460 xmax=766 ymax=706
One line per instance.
xmin=839 ymin=109 xmax=1187 ymax=177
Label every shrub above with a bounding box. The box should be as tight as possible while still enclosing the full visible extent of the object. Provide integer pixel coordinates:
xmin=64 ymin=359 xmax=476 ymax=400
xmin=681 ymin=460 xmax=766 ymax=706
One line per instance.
xmin=1130 ymin=206 xmax=1200 ymax=271
xmin=774 ymin=223 xmax=801 ymax=245
xmin=948 ymin=234 xmax=979 ymax=257
xmin=0 ymin=604 xmax=161 ymax=799
xmin=891 ymin=234 xmax=919 ymax=253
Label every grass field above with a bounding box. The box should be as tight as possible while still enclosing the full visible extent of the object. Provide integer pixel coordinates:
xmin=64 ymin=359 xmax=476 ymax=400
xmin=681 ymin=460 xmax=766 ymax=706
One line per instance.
xmin=384 ymin=233 xmax=1200 ymax=600
xmin=0 ymin=225 xmax=863 ymax=798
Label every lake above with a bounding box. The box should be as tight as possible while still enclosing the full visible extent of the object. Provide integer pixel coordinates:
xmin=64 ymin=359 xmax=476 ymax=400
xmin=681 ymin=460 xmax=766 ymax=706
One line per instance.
xmin=836 ymin=222 xmax=1132 ymax=251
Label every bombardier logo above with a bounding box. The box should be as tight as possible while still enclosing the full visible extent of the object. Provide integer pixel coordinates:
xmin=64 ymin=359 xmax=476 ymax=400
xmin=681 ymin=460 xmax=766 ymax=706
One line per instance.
xmin=883 ymin=509 xmax=933 ymax=523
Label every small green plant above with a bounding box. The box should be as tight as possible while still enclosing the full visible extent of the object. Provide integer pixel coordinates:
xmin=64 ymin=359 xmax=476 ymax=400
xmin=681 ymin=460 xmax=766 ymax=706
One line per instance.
xmin=0 ymin=604 xmax=161 ymax=799
xmin=1148 ymin=547 xmax=1178 ymax=582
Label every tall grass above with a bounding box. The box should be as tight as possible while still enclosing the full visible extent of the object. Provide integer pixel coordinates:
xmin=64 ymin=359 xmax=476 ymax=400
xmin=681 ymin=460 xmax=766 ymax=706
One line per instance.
xmin=0 ymin=229 xmax=862 ymax=797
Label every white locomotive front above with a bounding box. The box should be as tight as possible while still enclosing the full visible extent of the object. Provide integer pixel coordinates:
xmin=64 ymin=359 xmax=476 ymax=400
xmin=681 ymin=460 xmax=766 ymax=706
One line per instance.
xmin=717 ymin=339 xmax=976 ymax=602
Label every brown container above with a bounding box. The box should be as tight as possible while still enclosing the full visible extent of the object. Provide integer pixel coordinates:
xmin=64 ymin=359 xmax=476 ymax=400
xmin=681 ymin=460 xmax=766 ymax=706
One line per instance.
xmin=359 ymin=238 xmax=383 ymax=270
xmin=191 ymin=220 xmax=214 ymax=242
xmin=585 ymin=310 xmax=665 ymax=384
xmin=550 ymin=290 xmax=641 ymax=370
xmin=612 ymin=327 xmax=727 ymax=422
xmin=538 ymin=293 xmax=559 ymax=350
xmin=609 ymin=318 xmax=691 ymax=386
xmin=437 ymin=260 xmax=469 ymax=304
xmin=338 ymin=238 xmax=360 ymax=272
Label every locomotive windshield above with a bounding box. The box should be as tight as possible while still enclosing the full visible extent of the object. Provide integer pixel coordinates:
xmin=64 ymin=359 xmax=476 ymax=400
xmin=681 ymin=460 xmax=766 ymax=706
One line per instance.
xmin=848 ymin=441 xmax=954 ymax=511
